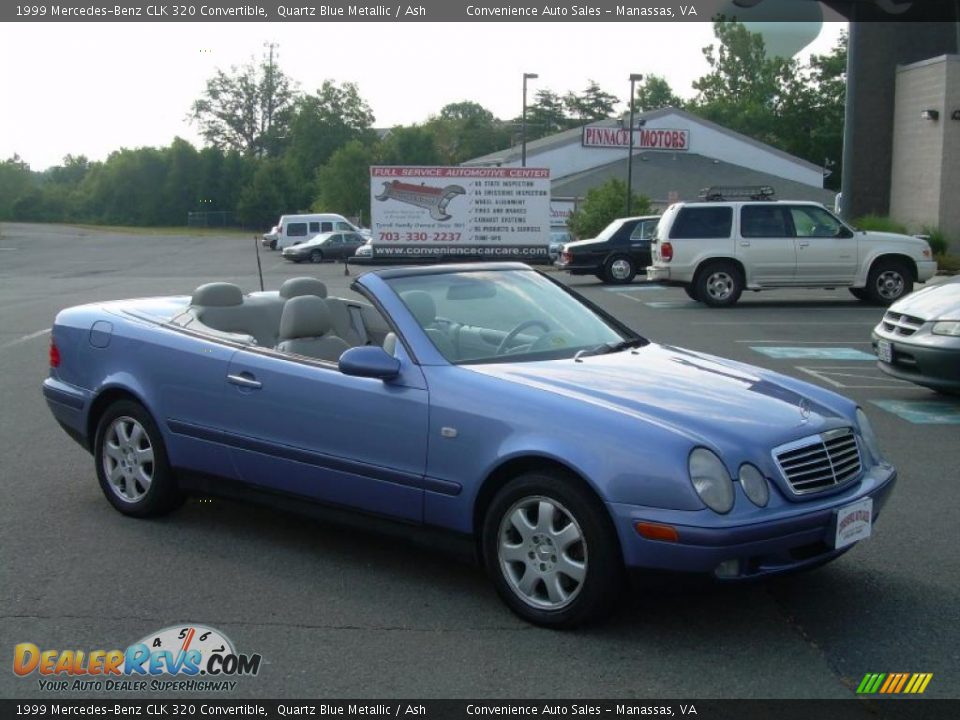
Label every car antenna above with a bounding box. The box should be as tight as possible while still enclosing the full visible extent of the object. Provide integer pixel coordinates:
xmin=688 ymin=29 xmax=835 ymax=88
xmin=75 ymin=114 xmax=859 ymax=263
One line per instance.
xmin=252 ymin=234 xmax=265 ymax=291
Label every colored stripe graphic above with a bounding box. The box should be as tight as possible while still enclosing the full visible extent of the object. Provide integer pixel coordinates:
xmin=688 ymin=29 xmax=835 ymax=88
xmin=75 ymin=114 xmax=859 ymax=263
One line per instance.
xmin=857 ymin=673 xmax=932 ymax=694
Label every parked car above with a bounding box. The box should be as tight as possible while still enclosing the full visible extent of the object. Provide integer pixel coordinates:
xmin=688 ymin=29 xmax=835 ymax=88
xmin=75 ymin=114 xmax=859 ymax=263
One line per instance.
xmin=281 ymin=231 xmax=367 ymax=263
xmin=548 ymin=230 xmax=574 ymax=263
xmin=42 ymin=264 xmax=895 ymax=628
xmin=647 ymin=196 xmax=937 ymax=307
xmin=871 ymin=276 xmax=960 ymax=394
xmin=261 ymin=225 xmax=280 ymax=250
xmin=557 ymin=216 xmax=660 ymax=284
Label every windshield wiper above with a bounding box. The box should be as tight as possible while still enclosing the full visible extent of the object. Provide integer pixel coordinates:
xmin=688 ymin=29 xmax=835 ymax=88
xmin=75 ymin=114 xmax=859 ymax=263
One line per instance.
xmin=574 ymin=337 xmax=645 ymax=361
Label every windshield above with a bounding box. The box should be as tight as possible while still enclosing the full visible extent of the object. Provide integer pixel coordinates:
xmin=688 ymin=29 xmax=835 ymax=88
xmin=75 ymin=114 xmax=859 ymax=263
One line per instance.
xmin=385 ymin=269 xmax=634 ymax=364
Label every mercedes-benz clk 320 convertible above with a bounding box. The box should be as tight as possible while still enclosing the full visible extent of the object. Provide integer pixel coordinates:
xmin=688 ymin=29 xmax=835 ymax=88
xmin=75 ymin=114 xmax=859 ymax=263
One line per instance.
xmin=43 ymin=263 xmax=896 ymax=627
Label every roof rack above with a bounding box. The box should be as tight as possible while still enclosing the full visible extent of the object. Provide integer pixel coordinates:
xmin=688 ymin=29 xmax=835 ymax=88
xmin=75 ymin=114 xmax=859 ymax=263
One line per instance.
xmin=698 ymin=185 xmax=776 ymax=201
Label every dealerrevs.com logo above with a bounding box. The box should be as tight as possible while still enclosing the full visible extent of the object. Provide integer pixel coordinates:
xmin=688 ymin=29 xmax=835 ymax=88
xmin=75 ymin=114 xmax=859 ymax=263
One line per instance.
xmin=13 ymin=624 xmax=263 ymax=692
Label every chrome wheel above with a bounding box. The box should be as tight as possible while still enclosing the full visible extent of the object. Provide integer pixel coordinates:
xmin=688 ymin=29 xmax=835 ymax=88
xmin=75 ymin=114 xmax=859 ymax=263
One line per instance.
xmin=610 ymin=258 xmax=632 ymax=281
xmin=101 ymin=416 xmax=154 ymax=503
xmin=497 ymin=496 xmax=587 ymax=611
xmin=705 ymin=271 xmax=735 ymax=301
xmin=875 ymin=270 xmax=905 ymax=301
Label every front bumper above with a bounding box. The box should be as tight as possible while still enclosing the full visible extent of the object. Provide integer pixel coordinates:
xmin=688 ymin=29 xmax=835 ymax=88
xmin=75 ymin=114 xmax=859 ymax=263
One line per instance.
xmin=610 ymin=463 xmax=896 ymax=580
xmin=917 ymin=260 xmax=938 ymax=283
xmin=281 ymin=249 xmax=310 ymax=261
xmin=871 ymin=331 xmax=960 ymax=392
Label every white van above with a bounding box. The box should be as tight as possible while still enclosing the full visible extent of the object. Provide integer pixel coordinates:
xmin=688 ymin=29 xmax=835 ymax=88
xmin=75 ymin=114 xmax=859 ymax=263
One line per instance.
xmin=275 ymin=214 xmax=362 ymax=250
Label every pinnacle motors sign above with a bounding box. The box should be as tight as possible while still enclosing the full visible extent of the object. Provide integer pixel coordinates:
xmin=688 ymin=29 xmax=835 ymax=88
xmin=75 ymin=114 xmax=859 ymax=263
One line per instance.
xmin=582 ymin=125 xmax=690 ymax=151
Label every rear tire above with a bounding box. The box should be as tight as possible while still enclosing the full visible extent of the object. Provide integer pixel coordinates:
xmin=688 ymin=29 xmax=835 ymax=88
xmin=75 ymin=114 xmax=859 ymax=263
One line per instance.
xmin=94 ymin=400 xmax=184 ymax=518
xmin=602 ymin=255 xmax=636 ymax=285
xmin=849 ymin=287 xmax=868 ymax=301
xmin=482 ymin=471 xmax=624 ymax=628
xmin=695 ymin=261 xmax=743 ymax=307
xmin=683 ymin=285 xmax=701 ymax=302
xmin=866 ymin=259 xmax=913 ymax=305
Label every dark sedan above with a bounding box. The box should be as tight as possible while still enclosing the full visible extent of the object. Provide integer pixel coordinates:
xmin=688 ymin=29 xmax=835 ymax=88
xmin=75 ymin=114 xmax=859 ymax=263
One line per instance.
xmin=557 ymin=215 xmax=660 ymax=284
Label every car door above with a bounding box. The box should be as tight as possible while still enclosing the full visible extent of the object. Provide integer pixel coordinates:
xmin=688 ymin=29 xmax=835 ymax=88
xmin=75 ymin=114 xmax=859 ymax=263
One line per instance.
xmin=216 ymin=347 xmax=429 ymax=521
xmin=736 ymin=204 xmax=797 ymax=284
xmin=627 ymin=219 xmax=657 ymax=264
xmin=343 ymin=232 xmax=366 ymax=256
xmin=788 ymin=205 xmax=858 ymax=283
xmin=325 ymin=233 xmax=345 ymax=259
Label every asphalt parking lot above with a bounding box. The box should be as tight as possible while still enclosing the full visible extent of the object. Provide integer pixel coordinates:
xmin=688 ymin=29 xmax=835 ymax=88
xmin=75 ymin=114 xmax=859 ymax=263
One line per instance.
xmin=1 ymin=223 xmax=958 ymax=702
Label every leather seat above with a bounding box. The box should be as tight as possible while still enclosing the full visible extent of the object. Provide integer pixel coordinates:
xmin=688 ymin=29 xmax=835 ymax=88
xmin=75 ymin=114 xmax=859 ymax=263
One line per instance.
xmin=401 ymin=291 xmax=456 ymax=360
xmin=275 ymin=296 xmax=349 ymax=363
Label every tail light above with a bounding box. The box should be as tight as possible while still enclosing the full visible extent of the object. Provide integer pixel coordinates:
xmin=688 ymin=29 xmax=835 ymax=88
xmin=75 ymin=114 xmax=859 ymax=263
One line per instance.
xmin=561 ymin=250 xmax=572 ymax=264
xmin=660 ymin=241 xmax=674 ymax=262
xmin=49 ymin=338 xmax=61 ymax=368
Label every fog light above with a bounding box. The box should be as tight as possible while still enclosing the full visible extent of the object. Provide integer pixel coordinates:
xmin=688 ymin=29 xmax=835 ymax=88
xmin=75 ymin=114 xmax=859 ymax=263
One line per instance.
xmin=714 ymin=559 xmax=741 ymax=578
xmin=635 ymin=522 xmax=679 ymax=542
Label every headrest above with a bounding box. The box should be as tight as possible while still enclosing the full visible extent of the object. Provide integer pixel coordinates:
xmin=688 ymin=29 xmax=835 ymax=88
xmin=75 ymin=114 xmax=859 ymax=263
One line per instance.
xmin=192 ymin=282 xmax=243 ymax=307
xmin=278 ymin=296 xmax=333 ymax=341
xmin=383 ymin=332 xmax=398 ymax=356
xmin=280 ymin=277 xmax=328 ymax=299
xmin=402 ymin=291 xmax=436 ymax=327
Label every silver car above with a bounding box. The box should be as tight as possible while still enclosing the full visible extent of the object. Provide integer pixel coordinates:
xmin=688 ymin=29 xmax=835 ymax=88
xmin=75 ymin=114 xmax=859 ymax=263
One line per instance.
xmin=872 ymin=276 xmax=960 ymax=394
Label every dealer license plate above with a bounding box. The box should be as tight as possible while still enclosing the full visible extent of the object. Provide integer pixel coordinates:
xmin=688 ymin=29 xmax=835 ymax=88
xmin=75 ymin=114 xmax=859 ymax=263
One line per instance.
xmin=877 ymin=339 xmax=892 ymax=363
xmin=833 ymin=497 xmax=873 ymax=549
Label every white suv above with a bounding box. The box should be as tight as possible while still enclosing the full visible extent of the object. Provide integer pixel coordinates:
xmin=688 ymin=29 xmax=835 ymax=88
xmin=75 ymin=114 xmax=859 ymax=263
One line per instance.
xmin=646 ymin=200 xmax=937 ymax=307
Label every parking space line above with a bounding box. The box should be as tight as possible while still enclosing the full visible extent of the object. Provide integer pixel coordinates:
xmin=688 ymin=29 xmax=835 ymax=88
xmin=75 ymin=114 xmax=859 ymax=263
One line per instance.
xmin=871 ymin=399 xmax=960 ymax=424
xmin=795 ymin=365 xmax=917 ymax=390
xmin=736 ymin=340 xmax=873 ymax=344
xmin=603 ymin=285 xmax=662 ymax=292
xmin=751 ymin=346 xmax=875 ymax=360
xmin=0 ymin=328 xmax=51 ymax=349
xmin=691 ymin=321 xmax=876 ymax=326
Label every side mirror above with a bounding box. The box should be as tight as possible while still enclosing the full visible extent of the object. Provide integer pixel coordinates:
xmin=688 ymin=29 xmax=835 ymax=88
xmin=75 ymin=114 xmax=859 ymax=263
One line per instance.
xmin=838 ymin=226 xmax=854 ymax=239
xmin=339 ymin=346 xmax=401 ymax=380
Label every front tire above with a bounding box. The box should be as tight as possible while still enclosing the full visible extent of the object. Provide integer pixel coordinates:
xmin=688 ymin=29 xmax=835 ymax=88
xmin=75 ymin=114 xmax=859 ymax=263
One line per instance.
xmin=849 ymin=287 xmax=868 ymax=301
xmin=683 ymin=284 xmax=701 ymax=302
xmin=94 ymin=400 xmax=184 ymax=518
xmin=309 ymin=250 xmax=324 ymax=264
xmin=601 ymin=255 xmax=636 ymax=285
xmin=866 ymin=259 xmax=913 ymax=305
xmin=482 ymin=472 xmax=624 ymax=628
xmin=696 ymin=261 xmax=743 ymax=307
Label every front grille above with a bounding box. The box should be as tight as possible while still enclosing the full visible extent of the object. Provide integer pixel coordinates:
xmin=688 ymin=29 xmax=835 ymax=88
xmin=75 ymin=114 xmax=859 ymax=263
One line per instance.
xmin=881 ymin=311 xmax=924 ymax=337
xmin=773 ymin=428 xmax=862 ymax=495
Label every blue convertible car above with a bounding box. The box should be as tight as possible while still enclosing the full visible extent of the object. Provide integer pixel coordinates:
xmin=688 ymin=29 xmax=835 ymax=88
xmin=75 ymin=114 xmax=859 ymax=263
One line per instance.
xmin=43 ymin=263 xmax=896 ymax=627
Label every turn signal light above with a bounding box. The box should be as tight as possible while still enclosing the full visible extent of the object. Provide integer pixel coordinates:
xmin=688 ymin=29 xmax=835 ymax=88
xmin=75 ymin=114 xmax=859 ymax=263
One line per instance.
xmin=660 ymin=242 xmax=674 ymax=262
xmin=49 ymin=339 xmax=61 ymax=368
xmin=635 ymin=522 xmax=679 ymax=542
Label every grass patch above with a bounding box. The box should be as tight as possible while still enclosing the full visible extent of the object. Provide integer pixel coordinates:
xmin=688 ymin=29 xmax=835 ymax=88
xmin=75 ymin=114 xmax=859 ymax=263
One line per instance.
xmin=68 ymin=223 xmax=254 ymax=238
xmin=936 ymin=254 xmax=960 ymax=275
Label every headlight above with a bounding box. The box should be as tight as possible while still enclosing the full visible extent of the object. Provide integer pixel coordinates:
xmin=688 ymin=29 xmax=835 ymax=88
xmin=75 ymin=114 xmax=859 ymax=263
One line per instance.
xmin=738 ymin=463 xmax=769 ymax=507
xmin=932 ymin=321 xmax=960 ymax=337
xmin=856 ymin=408 xmax=885 ymax=464
xmin=688 ymin=448 xmax=734 ymax=514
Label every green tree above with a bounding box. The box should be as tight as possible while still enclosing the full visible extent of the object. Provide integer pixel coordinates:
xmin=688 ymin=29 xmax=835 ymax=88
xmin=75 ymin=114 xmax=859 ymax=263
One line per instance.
xmin=163 ymin=138 xmax=203 ymax=224
xmin=237 ymin=157 xmax=294 ymax=228
xmin=634 ymin=75 xmax=684 ymax=112
xmin=378 ymin=125 xmax=441 ymax=166
xmin=526 ymin=89 xmax=570 ymax=141
xmin=0 ymin=155 xmax=35 ymax=220
xmin=567 ymin=179 xmax=652 ymax=239
xmin=313 ymin=140 xmax=375 ymax=225
xmin=283 ymin=80 xmax=376 ymax=208
xmin=564 ymin=81 xmax=620 ymax=124
xmin=426 ymin=101 xmax=511 ymax=164
xmin=189 ymin=46 xmax=297 ymax=157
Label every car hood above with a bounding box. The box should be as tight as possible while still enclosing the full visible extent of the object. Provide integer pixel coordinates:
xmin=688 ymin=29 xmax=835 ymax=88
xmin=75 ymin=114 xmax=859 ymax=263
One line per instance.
xmin=466 ymin=343 xmax=848 ymax=451
xmin=861 ymin=230 xmax=929 ymax=250
xmin=889 ymin=278 xmax=960 ymax=320
xmin=564 ymin=237 xmax=606 ymax=251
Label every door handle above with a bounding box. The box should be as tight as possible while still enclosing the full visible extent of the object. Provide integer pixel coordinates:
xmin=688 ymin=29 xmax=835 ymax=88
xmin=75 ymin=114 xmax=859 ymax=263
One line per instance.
xmin=740 ymin=240 xmax=751 ymax=247
xmin=798 ymin=240 xmax=810 ymax=248
xmin=227 ymin=372 xmax=262 ymax=390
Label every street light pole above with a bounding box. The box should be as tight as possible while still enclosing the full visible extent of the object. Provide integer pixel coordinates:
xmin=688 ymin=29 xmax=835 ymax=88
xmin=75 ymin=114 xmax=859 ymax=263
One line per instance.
xmin=626 ymin=73 xmax=643 ymax=215
xmin=521 ymin=72 xmax=538 ymax=167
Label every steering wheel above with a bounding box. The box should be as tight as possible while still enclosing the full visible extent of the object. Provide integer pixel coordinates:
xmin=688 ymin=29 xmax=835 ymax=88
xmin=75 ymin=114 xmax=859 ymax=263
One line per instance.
xmin=496 ymin=320 xmax=550 ymax=355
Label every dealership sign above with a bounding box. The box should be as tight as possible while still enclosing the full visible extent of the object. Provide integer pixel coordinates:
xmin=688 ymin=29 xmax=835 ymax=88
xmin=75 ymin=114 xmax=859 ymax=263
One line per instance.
xmin=582 ymin=126 xmax=690 ymax=151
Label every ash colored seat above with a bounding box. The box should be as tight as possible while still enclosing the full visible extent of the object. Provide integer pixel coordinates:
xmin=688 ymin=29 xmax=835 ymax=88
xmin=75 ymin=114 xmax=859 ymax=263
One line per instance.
xmin=275 ymin=295 xmax=349 ymax=363
xmin=401 ymin=290 xmax=456 ymax=360
xmin=188 ymin=282 xmax=286 ymax=347
xmin=278 ymin=277 xmax=365 ymax=346
xmin=279 ymin=277 xmax=328 ymax=300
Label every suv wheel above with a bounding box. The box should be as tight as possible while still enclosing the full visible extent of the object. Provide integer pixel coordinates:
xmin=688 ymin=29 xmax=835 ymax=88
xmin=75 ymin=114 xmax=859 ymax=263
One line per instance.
xmin=602 ymin=255 xmax=636 ymax=285
xmin=683 ymin=285 xmax=701 ymax=301
xmin=696 ymin=262 xmax=743 ymax=307
xmin=866 ymin=259 xmax=913 ymax=305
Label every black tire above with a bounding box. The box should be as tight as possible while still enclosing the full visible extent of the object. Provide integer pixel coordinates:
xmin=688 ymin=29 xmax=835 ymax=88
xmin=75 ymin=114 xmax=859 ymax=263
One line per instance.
xmin=695 ymin=261 xmax=743 ymax=307
xmin=94 ymin=400 xmax=184 ymax=518
xmin=865 ymin=259 xmax=913 ymax=306
xmin=601 ymin=255 xmax=636 ymax=285
xmin=309 ymin=250 xmax=324 ymax=264
xmin=849 ymin=287 xmax=868 ymax=301
xmin=482 ymin=471 xmax=624 ymax=628
xmin=269 ymin=240 xmax=277 ymax=250
xmin=683 ymin=284 xmax=701 ymax=302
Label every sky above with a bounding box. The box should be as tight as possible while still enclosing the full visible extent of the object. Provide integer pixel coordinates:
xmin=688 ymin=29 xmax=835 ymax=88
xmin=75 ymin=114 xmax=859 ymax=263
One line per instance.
xmin=0 ymin=21 xmax=845 ymax=171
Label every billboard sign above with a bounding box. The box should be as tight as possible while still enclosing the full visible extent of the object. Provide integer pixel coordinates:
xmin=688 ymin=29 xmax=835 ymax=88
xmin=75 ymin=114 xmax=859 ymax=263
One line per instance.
xmin=582 ymin=126 xmax=690 ymax=151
